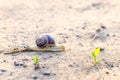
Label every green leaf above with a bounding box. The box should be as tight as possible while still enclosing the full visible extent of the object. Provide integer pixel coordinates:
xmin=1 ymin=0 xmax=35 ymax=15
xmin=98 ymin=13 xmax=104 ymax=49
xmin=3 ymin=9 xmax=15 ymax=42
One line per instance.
xmin=93 ymin=48 xmax=100 ymax=57
xmin=91 ymin=47 xmax=101 ymax=65
xmin=33 ymin=55 xmax=39 ymax=65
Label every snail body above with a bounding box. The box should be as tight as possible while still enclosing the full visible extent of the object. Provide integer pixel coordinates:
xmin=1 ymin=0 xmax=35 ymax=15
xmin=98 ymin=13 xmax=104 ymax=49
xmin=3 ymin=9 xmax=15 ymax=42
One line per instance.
xmin=35 ymin=35 xmax=55 ymax=48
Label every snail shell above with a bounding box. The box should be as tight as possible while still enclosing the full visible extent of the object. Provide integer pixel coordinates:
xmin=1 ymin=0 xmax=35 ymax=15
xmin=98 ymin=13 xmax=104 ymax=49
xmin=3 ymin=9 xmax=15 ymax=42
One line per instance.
xmin=35 ymin=35 xmax=55 ymax=48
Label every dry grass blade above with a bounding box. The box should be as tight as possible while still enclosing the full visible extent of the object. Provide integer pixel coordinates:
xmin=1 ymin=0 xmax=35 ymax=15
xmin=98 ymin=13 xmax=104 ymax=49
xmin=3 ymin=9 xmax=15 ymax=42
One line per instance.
xmin=0 ymin=45 xmax=65 ymax=54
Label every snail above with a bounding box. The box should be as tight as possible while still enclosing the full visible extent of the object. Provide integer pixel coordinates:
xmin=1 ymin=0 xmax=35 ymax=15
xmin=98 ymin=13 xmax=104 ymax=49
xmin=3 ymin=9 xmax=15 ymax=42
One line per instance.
xmin=35 ymin=35 xmax=55 ymax=48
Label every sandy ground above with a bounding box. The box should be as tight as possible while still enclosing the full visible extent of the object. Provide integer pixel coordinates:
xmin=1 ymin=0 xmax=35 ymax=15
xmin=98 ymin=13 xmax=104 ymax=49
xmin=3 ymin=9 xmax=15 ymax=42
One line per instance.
xmin=0 ymin=0 xmax=120 ymax=80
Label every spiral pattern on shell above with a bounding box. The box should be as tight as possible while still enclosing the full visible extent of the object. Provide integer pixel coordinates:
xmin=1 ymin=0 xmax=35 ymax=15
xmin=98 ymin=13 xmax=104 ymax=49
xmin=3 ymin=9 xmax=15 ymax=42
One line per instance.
xmin=35 ymin=35 xmax=55 ymax=48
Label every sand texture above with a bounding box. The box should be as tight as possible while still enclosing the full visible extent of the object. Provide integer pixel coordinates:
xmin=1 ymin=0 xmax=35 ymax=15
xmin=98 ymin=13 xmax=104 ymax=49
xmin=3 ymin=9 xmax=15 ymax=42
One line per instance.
xmin=0 ymin=0 xmax=120 ymax=80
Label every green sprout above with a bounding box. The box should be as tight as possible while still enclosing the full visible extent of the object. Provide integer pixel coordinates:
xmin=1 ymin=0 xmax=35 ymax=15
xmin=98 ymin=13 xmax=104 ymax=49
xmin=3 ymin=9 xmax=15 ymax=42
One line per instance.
xmin=92 ymin=47 xmax=101 ymax=65
xmin=33 ymin=54 xmax=40 ymax=65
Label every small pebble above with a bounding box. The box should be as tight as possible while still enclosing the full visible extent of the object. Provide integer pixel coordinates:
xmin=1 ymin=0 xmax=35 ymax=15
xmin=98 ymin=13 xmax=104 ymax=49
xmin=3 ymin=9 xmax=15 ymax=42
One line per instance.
xmin=106 ymin=34 xmax=109 ymax=36
xmin=43 ymin=73 xmax=51 ymax=76
xmin=76 ymin=34 xmax=81 ymax=38
xmin=92 ymin=3 xmax=101 ymax=7
xmin=42 ymin=66 xmax=45 ymax=68
xmin=34 ymin=66 xmax=40 ymax=70
xmin=0 ymin=69 xmax=6 ymax=72
xmin=101 ymin=25 xmax=106 ymax=29
xmin=23 ymin=65 xmax=27 ymax=68
xmin=113 ymin=34 xmax=115 ymax=37
xmin=33 ymin=76 xmax=38 ymax=80
xmin=20 ymin=63 xmax=23 ymax=66
xmin=106 ymin=72 xmax=109 ymax=74
xmin=100 ymin=48 xmax=104 ymax=51
xmin=14 ymin=61 xmax=25 ymax=67
xmin=14 ymin=62 xmax=19 ymax=66
xmin=43 ymin=73 xmax=56 ymax=76
xmin=68 ymin=64 xmax=73 ymax=67
xmin=21 ymin=44 xmax=29 ymax=48
xmin=3 ymin=60 xmax=6 ymax=62
xmin=22 ymin=59 xmax=29 ymax=61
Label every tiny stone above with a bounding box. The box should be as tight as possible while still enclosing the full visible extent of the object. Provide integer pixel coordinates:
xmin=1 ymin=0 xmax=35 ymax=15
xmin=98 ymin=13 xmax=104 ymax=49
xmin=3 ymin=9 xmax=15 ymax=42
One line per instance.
xmin=20 ymin=63 xmax=23 ymax=66
xmin=113 ymin=34 xmax=115 ymax=37
xmin=92 ymin=3 xmax=101 ymax=7
xmin=23 ymin=65 xmax=27 ymax=68
xmin=22 ymin=59 xmax=29 ymax=61
xmin=100 ymin=48 xmax=104 ymax=51
xmin=68 ymin=64 xmax=73 ymax=67
xmin=106 ymin=72 xmax=109 ymax=74
xmin=106 ymin=34 xmax=109 ymax=36
xmin=76 ymin=35 xmax=81 ymax=38
xmin=42 ymin=66 xmax=45 ymax=68
xmin=3 ymin=60 xmax=6 ymax=62
xmin=1 ymin=69 xmax=6 ymax=72
xmin=14 ymin=62 xmax=19 ymax=66
xmin=82 ymin=25 xmax=87 ymax=29
xmin=101 ymin=25 xmax=106 ymax=29
xmin=21 ymin=44 xmax=28 ymax=48
xmin=34 ymin=66 xmax=40 ymax=70
xmin=82 ymin=27 xmax=85 ymax=29
xmin=33 ymin=76 xmax=38 ymax=80
xmin=110 ymin=65 xmax=114 ymax=68
xmin=49 ymin=56 xmax=53 ymax=58
xmin=43 ymin=73 xmax=51 ymax=76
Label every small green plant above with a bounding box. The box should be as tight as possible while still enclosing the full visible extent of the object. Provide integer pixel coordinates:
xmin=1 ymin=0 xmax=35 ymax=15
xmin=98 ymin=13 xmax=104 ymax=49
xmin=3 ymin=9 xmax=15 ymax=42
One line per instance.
xmin=33 ymin=54 xmax=40 ymax=66
xmin=92 ymin=47 xmax=101 ymax=65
